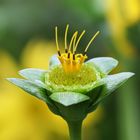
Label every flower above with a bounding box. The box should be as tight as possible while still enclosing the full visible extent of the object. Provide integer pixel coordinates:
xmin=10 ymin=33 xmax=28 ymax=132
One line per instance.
xmin=7 ymin=25 xmax=134 ymax=140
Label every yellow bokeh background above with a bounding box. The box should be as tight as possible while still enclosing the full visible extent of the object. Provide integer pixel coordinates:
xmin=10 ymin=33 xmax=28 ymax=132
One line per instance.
xmin=0 ymin=0 xmax=139 ymax=140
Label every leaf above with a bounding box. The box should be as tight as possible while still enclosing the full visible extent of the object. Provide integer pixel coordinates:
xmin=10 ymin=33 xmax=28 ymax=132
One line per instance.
xmin=7 ymin=78 xmax=52 ymax=105
xmin=94 ymin=72 xmax=135 ymax=104
xmin=86 ymin=57 xmax=118 ymax=74
xmin=19 ymin=68 xmax=47 ymax=81
xmin=50 ymin=92 xmax=90 ymax=106
xmin=49 ymin=54 xmax=60 ymax=68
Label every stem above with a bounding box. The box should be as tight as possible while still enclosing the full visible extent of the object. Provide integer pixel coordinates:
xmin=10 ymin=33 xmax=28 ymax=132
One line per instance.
xmin=67 ymin=120 xmax=83 ymax=140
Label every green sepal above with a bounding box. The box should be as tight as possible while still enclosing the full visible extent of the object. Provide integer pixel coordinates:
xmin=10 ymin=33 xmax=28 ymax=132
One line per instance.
xmin=7 ymin=78 xmax=52 ymax=105
xmin=53 ymin=101 xmax=90 ymax=121
xmin=47 ymin=104 xmax=61 ymax=116
xmin=19 ymin=68 xmax=47 ymax=82
xmin=81 ymin=84 xmax=103 ymax=113
xmin=86 ymin=85 xmax=103 ymax=113
xmin=50 ymin=92 xmax=90 ymax=106
xmin=86 ymin=57 xmax=118 ymax=75
xmin=94 ymin=72 xmax=134 ymax=104
xmin=87 ymin=103 xmax=99 ymax=113
xmin=49 ymin=54 xmax=60 ymax=68
xmin=31 ymin=79 xmax=47 ymax=89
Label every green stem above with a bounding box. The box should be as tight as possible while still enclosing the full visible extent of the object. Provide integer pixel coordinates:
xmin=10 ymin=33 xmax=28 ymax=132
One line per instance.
xmin=67 ymin=120 xmax=83 ymax=140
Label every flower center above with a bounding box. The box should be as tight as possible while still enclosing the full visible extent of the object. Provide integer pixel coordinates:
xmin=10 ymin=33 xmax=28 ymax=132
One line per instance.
xmin=48 ymin=64 xmax=98 ymax=86
xmin=55 ymin=25 xmax=99 ymax=73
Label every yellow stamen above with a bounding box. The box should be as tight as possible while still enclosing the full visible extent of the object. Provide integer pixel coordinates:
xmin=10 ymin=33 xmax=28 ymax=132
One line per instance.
xmin=55 ymin=26 xmax=61 ymax=56
xmin=55 ymin=25 xmax=99 ymax=73
xmin=65 ymin=24 xmax=69 ymax=52
xmin=84 ymin=31 xmax=99 ymax=53
xmin=74 ymin=30 xmax=85 ymax=53
xmin=68 ymin=31 xmax=78 ymax=52
xmin=72 ymin=32 xmax=78 ymax=53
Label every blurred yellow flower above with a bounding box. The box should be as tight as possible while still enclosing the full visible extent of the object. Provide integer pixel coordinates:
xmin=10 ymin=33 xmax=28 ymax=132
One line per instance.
xmin=21 ymin=40 xmax=57 ymax=69
xmin=105 ymin=0 xmax=139 ymax=58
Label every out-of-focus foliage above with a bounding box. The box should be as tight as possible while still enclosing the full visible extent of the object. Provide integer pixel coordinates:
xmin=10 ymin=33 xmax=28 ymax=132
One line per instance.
xmin=0 ymin=0 xmax=139 ymax=140
xmin=105 ymin=1 xmax=140 ymax=140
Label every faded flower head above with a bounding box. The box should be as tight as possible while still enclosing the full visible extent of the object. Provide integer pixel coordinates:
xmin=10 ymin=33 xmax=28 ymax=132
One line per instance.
xmin=7 ymin=25 xmax=134 ymax=121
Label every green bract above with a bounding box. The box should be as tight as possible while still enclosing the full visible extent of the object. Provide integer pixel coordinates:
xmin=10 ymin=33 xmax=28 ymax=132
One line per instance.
xmin=7 ymin=56 xmax=134 ymax=121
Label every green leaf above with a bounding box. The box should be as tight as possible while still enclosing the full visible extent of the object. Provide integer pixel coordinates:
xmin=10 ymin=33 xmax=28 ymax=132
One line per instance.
xmin=7 ymin=78 xmax=52 ymax=105
xmin=19 ymin=68 xmax=47 ymax=81
xmin=95 ymin=72 xmax=135 ymax=104
xmin=49 ymin=55 xmax=60 ymax=68
xmin=50 ymin=92 xmax=90 ymax=106
xmin=86 ymin=57 xmax=118 ymax=74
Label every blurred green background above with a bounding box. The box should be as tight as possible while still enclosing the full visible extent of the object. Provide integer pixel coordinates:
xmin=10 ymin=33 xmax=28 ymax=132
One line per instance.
xmin=0 ymin=0 xmax=140 ymax=140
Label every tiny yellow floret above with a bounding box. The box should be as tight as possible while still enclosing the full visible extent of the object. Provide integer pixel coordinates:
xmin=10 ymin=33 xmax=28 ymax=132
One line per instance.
xmin=55 ymin=24 xmax=99 ymax=73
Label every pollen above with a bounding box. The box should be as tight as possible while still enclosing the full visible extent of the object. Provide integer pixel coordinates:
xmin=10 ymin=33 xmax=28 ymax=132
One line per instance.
xmin=55 ymin=24 xmax=99 ymax=73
